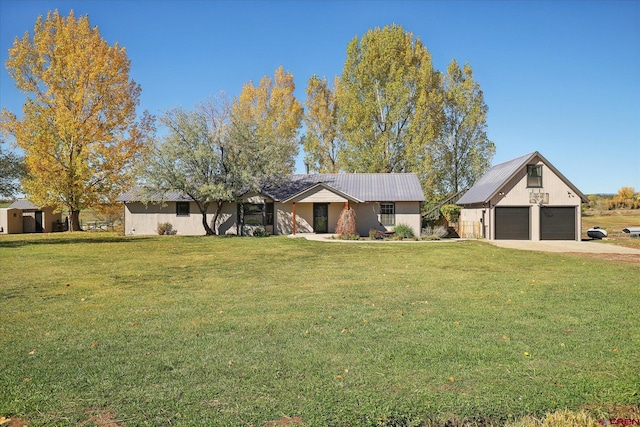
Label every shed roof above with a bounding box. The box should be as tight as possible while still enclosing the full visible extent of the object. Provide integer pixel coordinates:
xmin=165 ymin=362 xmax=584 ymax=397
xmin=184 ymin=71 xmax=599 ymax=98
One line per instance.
xmin=7 ymin=199 xmax=40 ymax=210
xmin=456 ymin=151 xmax=588 ymax=205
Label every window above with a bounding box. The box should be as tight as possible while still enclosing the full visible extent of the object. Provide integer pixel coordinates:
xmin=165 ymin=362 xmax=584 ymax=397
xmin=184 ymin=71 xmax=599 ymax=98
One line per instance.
xmin=527 ymin=165 xmax=543 ymax=188
xmin=265 ymin=203 xmax=274 ymax=226
xmin=241 ymin=203 xmax=274 ymax=226
xmin=176 ymin=202 xmax=190 ymax=216
xmin=380 ymin=202 xmax=395 ymax=226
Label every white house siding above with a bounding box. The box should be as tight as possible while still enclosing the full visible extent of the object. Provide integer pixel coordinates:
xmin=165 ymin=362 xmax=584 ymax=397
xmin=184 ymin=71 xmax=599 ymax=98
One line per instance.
xmin=395 ymin=201 xmax=422 ymax=236
xmin=275 ymin=202 xmax=313 ymax=235
xmin=351 ymin=201 xmax=421 ymax=237
xmin=122 ymin=199 xmax=424 ymax=237
xmin=123 ymin=202 xmax=237 ymax=236
xmin=291 ymin=187 xmax=348 ymax=203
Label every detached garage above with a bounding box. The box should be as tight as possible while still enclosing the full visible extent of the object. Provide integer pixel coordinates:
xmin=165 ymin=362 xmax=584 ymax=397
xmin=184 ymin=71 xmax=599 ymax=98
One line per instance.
xmin=456 ymin=152 xmax=588 ymax=241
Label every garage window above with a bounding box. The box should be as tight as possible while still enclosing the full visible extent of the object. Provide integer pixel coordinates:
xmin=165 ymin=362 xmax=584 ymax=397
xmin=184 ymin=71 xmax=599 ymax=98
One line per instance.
xmin=527 ymin=165 xmax=543 ymax=188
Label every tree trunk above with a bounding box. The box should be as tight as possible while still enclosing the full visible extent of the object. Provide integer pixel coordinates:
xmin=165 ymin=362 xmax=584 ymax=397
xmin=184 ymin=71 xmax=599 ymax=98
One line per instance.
xmin=211 ymin=201 xmax=225 ymax=236
xmin=68 ymin=209 xmax=82 ymax=232
xmin=199 ymin=203 xmax=215 ymax=236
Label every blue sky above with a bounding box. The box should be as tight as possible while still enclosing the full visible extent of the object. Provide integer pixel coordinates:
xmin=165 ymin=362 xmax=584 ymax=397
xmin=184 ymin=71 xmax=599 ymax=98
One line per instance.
xmin=1 ymin=0 xmax=638 ymax=194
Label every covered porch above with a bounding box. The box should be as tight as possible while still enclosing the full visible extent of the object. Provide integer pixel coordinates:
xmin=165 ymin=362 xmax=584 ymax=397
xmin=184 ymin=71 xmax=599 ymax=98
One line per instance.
xmin=280 ymin=182 xmax=363 ymax=235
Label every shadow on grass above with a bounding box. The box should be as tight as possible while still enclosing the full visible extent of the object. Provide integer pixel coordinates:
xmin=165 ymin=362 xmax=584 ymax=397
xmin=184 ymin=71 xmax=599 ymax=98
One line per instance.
xmin=0 ymin=233 xmax=152 ymax=248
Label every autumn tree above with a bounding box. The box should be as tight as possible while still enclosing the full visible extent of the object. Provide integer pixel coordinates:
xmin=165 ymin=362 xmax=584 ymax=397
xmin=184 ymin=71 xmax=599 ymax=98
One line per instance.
xmin=0 ymin=10 xmax=152 ymax=231
xmin=230 ymin=65 xmax=303 ymax=189
xmin=302 ymin=75 xmax=342 ymax=173
xmin=140 ymin=98 xmax=235 ymax=235
xmin=606 ymin=186 xmax=638 ymax=209
xmin=430 ymin=59 xmax=495 ymax=198
xmin=337 ymin=24 xmax=442 ymax=175
xmin=0 ymin=139 xmax=25 ymax=198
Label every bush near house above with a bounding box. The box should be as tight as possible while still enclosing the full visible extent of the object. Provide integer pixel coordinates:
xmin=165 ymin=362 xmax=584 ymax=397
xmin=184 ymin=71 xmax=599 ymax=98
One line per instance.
xmin=392 ymin=223 xmax=415 ymax=239
xmin=157 ymin=222 xmax=177 ymax=235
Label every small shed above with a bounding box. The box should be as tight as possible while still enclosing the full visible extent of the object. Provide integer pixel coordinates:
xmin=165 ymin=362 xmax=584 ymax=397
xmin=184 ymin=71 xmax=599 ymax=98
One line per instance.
xmin=0 ymin=200 xmax=62 ymax=234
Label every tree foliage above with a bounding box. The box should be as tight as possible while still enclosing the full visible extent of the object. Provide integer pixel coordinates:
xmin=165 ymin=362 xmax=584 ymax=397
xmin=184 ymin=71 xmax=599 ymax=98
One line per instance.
xmin=140 ymin=99 xmax=235 ymax=235
xmin=302 ymin=75 xmax=342 ymax=173
xmin=0 ymin=139 xmax=25 ymax=198
xmin=141 ymin=66 xmax=303 ymax=236
xmin=605 ymin=186 xmax=639 ymax=210
xmin=337 ymin=24 xmax=442 ymax=174
xmin=230 ymin=66 xmax=303 ymax=190
xmin=0 ymin=10 xmax=152 ymax=230
xmin=330 ymin=24 xmax=494 ymax=207
xmin=431 ymin=60 xmax=495 ymax=198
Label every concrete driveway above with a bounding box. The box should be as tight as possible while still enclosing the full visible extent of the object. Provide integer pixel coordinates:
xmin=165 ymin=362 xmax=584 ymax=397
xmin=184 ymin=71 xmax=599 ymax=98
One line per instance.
xmin=490 ymin=240 xmax=640 ymax=254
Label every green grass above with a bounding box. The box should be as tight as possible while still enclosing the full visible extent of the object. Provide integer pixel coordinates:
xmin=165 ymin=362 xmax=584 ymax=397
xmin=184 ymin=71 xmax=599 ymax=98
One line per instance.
xmin=0 ymin=233 xmax=638 ymax=426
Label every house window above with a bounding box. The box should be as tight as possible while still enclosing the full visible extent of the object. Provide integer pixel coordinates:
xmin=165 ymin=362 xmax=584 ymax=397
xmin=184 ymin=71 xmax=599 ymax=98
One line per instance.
xmin=527 ymin=165 xmax=543 ymax=188
xmin=176 ymin=202 xmax=190 ymax=216
xmin=380 ymin=202 xmax=395 ymax=226
xmin=242 ymin=203 xmax=274 ymax=226
xmin=265 ymin=203 xmax=274 ymax=226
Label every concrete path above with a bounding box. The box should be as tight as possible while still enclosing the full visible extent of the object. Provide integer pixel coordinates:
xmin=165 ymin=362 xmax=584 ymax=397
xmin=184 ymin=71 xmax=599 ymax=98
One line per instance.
xmin=489 ymin=240 xmax=640 ymax=254
xmin=290 ymin=233 xmax=640 ymax=255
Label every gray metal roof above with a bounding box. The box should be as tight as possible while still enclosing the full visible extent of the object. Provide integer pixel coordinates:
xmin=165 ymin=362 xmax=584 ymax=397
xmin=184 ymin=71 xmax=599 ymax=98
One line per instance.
xmin=117 ymin=189 xmax=192 ymax=203
xmin=264 ymin=173 xmax=425 ymax=202
xmin=456 ymin=151 xmax=588 ymax=205
xmin=118 ymin=173 xmax=425 ymax=203
xmin=7 ymin=199 xmax=40 ymax=210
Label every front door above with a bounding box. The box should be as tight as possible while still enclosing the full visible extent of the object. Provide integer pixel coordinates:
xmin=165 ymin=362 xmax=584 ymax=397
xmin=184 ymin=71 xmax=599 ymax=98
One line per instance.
xmin=35 ymin=211 xmax=44 ymax=233
xmin=313 ymin=203 xmax=328 ymax=233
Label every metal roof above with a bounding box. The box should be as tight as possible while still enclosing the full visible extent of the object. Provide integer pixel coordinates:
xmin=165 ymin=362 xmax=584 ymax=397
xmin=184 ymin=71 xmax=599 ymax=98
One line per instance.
xmin=117 ymin=189 xmax=192 ymax=203
xmin=118 ymin=173 xmax=425 ymax=203
xmin=264 ymin=173 xmax=425 ymax=202
xmin=7 ymin=199 xmax=40 ymax=210
xmin=456 ymin=151 xmax=588 ymax=205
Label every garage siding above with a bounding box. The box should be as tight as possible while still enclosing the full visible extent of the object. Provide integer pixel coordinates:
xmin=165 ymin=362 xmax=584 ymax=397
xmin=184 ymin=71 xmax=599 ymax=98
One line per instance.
xmin=495 ymin=207 xmax=530 ymax=240
xmin=540 ymin=207 xmax=576 ymax=240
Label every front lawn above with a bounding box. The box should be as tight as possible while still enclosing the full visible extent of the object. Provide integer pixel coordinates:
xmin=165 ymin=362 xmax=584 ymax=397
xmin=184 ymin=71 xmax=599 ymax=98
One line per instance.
xmin=0 ymin=234 xmax=638 ymax=426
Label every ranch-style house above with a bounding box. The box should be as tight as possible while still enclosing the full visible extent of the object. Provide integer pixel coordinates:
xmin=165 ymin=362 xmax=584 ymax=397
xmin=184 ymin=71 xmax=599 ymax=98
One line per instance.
xmin=117 ymin=173 xmax=425 ymax=237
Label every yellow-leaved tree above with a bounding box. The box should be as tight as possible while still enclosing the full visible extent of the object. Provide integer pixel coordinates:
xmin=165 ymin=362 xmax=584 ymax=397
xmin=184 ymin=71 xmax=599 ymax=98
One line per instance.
xmin=230 ymin=66 xmax=303 ymax=190
xmin=1 ymin=10 xmax=153 ymax=231
xmin=302 ymin=75 xmax=342 ymax=173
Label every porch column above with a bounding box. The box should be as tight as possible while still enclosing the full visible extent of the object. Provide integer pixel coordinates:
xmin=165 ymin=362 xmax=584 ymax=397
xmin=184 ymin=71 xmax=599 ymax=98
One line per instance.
xmin=292 ymin=202 xmax=297 ymax=235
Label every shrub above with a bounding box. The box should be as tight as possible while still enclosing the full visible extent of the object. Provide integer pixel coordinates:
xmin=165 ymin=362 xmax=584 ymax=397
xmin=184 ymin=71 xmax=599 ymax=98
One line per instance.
xmin=252 ymin=225 xmax=270 ymax=237
xmin=421 ymin=225 xmax=448 ymax=239
xmin=157 ymin=222 xmax=177 ymax=235
xmin=335 ymin=207 xmax=357 ymax=236
xmin=369 ymin=228 xmax=384 ymax=240
xmin=338 ymin=233 xmax=360 ymax=240
xmin=440 ymin=204 xmax=461 ymax=222
xmin=393 ymin=223 xmax=414 ymax=239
